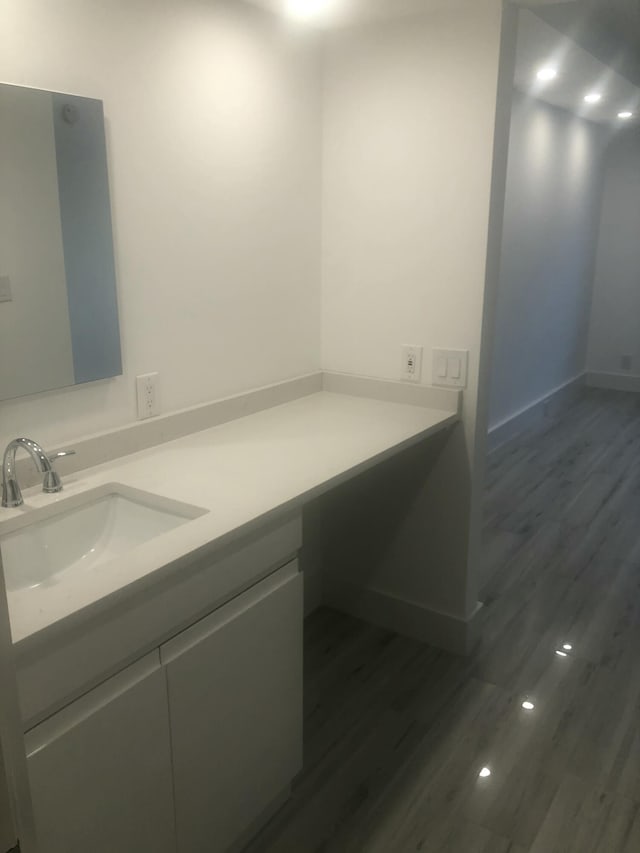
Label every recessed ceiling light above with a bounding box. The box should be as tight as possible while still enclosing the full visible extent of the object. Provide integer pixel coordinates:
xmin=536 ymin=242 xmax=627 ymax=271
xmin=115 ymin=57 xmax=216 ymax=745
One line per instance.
xmin=284 ymin=0 xmax=332 ymax=21
xmin=478 ymin=767 xmax=492 ymax=778
xmin=555 ymin=650 xmax=568 ymax=657
xmin=522 ymin=700 xmax=535 ymax=711
xmin=563 ymin=643 xmax=573 ymax=651
xmin=584 ymin=93 xmax=602 ymax=104
xmin=537 ymin=67 xmax=558 ymax=82
xmin=618 ymin=111 xmax=633 ymax=120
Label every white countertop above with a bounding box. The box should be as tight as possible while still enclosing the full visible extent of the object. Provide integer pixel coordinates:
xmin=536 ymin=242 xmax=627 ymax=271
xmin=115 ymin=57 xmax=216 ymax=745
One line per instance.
xmin=1 ymin=391 xmax=458 ymax=645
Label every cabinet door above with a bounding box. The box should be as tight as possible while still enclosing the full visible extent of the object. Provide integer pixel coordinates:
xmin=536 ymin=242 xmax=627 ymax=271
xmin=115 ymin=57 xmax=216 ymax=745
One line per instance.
xmin=161 ymin=562 xmax=303 ymax=853
xmin=25 ymin=653 xmax=176 ymax=853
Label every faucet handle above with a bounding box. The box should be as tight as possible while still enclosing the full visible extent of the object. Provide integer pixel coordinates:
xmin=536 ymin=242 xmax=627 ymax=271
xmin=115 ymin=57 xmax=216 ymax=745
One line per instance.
xmin=43 ymin=450 xmax=76 ymax=494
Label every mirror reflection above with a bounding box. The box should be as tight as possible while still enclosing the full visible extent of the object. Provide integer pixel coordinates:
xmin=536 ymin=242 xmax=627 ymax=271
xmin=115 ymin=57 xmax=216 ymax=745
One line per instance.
xmin=0 ymin=83 xmax=122 ymax=401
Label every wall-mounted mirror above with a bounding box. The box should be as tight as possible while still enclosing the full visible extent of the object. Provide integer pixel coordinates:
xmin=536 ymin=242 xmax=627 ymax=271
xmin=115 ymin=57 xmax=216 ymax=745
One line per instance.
xmin=0 ymin=83 xmax=122 ymax=401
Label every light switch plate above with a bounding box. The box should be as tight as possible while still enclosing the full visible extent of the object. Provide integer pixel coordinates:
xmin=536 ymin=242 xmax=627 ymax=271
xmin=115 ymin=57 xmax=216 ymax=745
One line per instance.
xmin=432 ymin=349 xmax=469 ymax=388
xmin=0 ymin=275 xmax=12 ymax=303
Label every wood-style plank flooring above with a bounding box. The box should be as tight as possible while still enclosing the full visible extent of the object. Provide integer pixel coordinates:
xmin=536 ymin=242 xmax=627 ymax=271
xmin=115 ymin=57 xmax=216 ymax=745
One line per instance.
xmin=245 ymin=389 xmax=640 ymax=852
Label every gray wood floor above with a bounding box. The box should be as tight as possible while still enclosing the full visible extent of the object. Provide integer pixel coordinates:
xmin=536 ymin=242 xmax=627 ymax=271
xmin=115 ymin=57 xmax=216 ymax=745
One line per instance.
xmin=245 ymin=389 xmax=640 ymax=852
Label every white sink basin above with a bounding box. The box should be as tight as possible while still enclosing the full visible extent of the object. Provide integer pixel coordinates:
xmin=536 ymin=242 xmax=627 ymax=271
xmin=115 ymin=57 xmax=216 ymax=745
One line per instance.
xmin=0 ymin=484 xmax=207 ymax=593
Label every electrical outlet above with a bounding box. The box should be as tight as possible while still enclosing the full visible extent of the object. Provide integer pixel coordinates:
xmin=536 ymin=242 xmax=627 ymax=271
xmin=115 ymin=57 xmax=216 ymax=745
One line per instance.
xmin=401 ymin=345 xmax=423 ymax=383
xmin=432 ymin=349 xmax=469 ymax=388
xmin=136 ymin=373 xmax=160 ymax=419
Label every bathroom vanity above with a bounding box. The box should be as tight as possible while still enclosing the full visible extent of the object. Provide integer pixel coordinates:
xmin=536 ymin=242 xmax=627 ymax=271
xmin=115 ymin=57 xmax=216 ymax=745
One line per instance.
xmin=0 ymin=378 xmax=459 ymax=853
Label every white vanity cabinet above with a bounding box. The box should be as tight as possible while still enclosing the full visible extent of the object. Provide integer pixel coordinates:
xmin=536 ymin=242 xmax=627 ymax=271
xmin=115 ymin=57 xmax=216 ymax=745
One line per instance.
xmin=161 ymin=560 xmax=303 ymax=853
xmin=22 ymin=557 xmax=303 ymax=853
xmin=24 ymin=652 xmax=176 ymax=853
xmin=17 ymin=505 xmax=303 ymax=853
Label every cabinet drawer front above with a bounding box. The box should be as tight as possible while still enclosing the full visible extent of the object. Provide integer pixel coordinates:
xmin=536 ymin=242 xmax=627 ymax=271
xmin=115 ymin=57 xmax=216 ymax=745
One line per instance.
xmin=163 ymin=562 xmax=303 ymax=853
xmin=25 ymin=653 xmax=176 ymax=853
xmin=161 ymin=559 xmax=300 ymax=663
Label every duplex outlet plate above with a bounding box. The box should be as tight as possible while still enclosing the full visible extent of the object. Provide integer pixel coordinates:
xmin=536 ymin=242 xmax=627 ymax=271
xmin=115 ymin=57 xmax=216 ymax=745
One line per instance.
xmin=401 ymin=345 xmax=423 ymax=383
xmin=136 ymin=372 xmax=160 ymax=419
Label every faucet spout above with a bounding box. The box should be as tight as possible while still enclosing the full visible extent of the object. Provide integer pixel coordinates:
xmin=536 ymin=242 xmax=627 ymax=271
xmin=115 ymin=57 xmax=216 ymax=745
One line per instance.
xmin=2 ymin=438 xmax=54 ymax=508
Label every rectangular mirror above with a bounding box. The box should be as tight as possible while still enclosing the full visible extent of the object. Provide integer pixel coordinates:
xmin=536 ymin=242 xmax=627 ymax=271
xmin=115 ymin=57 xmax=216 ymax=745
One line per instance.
xmin=0 ymin=83 xmax=122 ymax=401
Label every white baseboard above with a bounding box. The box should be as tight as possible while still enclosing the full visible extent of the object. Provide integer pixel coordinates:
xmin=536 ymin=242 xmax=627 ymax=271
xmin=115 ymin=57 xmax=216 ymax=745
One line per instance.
xmin=488 ymin=373 xmax=586 ymax=453
xmin=228 ymin=786 xmax=291 ymax=853
xmin=586 ymin=371 xmax=640 ymax=392
xmin=325 ymin=579 xmax=482 ymax=656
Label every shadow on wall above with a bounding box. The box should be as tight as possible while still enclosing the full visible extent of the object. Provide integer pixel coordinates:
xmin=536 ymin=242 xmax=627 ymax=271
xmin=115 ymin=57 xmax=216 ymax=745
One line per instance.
xmin=302 ymin=423 xmax=475 ymax=641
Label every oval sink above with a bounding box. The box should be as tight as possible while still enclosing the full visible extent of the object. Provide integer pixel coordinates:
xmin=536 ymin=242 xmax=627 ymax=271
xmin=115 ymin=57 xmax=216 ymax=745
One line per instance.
xmin=0 ymin=484 xmax=207 ymax=592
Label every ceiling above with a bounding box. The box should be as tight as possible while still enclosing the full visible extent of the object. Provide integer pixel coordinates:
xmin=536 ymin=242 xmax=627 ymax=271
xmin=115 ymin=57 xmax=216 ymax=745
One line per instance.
xmin=250 ymin=0 xmax=640 ymax=124
xmin=533 ymin=1 xmax=640 ymax=87
xmin=250 ymin=0 xmax=488 ymax=27
xmin=253 ymin=0 xmax=640 ymax=37
xmin=515 ymin=8 xmax=640 ymax=124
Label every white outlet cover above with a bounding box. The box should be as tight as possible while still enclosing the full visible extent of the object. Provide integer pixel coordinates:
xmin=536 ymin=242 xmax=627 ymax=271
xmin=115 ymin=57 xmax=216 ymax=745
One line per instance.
xmin=432 ymin=349 xmax=469 ymax=388
xmin=136 ymin=372 xmax=160 ymax=420
xmin=401 ymin=345 xmax=423 ymax=383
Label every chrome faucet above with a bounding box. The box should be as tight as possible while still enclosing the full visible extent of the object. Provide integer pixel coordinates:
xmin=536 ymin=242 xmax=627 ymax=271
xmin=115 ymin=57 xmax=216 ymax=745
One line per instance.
xmin=2 ymin=438 xmax=76 ymax=508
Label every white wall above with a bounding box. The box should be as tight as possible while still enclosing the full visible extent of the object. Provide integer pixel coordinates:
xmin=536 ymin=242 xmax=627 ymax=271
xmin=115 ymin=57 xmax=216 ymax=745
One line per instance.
xmin=587 ymin=127 xmax=640 ymax=382
xmin=0 ymin=0 xmax=322 ymax=449
xmin=489 ymin=92 xmax=608 ymax=430
xmin=321 ymin=1 xmax=505 ymax=620
xmin=0 ymin=85 xmax=75 ymax=400
xmin=0 ymin=0 xmax=509 ymax=627
xmin=322 ymin=4 xmax=503 ymax=436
